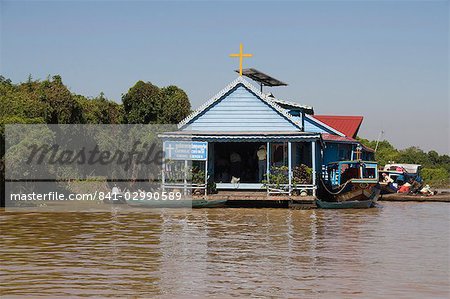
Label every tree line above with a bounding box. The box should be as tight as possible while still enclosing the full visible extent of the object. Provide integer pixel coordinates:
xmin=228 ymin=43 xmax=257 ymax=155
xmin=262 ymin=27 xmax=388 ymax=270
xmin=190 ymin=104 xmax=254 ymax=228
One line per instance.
xmin=0 ymin=74 xmax=191 ymax=126
xmin=0 ymin=74 xmax=192 ymax=204
xmin=0 ymin=74 xmax=191 ymax=162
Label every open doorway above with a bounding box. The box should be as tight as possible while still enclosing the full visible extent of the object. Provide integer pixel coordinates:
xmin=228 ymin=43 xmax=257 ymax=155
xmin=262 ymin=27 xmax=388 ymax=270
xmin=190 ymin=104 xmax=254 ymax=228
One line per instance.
xmin=213 ymin=142 xmax=265 ymax=183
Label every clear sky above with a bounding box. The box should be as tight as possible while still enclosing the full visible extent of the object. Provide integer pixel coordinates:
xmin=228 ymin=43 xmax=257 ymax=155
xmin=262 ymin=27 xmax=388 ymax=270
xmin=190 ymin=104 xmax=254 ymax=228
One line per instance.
xmin=1 ymin=0 xmax=448 ymax=153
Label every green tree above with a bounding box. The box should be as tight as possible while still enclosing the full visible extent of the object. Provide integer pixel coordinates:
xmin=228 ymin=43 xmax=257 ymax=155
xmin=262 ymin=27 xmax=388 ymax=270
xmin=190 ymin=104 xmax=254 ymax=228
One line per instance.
xmin=421 ymin=168 xmax=448 ymax=186
xmin=397 ymin=147 xmax=430 ymax=166
xmin=437 ymin=154 xmax=450 ymax=175
xmin=76 ymin=93 xmax=124 ymax=124
xmin=159 ymin=85 xmax=191 ymax=123
xmin=38 ymin=75 xmax=83 ymax=124
xmin=427 ymin=150 xmax=440 ymax=166
xmin=122 ymin=81 xmax=161 ymax=124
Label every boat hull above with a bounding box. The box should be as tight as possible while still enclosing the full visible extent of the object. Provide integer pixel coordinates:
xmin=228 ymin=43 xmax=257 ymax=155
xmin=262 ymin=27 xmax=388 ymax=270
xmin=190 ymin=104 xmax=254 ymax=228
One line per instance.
xmin=315 ymin=199 xmax=375 ymax=209
xmin=317 ymin=182 xmax=381 ymax=209
xmin=192 ymin=199 xmax=227 ymax=208
xmin=320 ymin=181 xmax=381 ymax=202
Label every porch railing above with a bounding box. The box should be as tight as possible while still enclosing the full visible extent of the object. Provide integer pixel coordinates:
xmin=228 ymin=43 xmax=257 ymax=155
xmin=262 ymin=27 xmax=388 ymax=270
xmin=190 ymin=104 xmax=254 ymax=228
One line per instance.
xmin=266 ymin=184 xmax=316 ymax=196
xmin=162 ymin=183 xmax=207 ymax=197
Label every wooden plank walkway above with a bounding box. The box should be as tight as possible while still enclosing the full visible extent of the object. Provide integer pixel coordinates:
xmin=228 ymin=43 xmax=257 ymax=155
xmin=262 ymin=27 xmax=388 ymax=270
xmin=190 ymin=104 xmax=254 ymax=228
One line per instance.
xmin=204 ymin=191 xmax=315 ymax=202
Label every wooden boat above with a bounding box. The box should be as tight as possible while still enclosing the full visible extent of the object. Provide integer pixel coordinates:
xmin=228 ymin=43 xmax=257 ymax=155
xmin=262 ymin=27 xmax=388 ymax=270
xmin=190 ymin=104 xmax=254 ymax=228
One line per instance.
xmin=379 ymin=164 xmax=423 ymax=194
xmin=192 ymin=199 xmax=227 ymax=208
xmin=318 ymin=160 xmax=381 ymax=208
xmin=380 ymin=192 xmax=450 ymax=202
xmin=315 ymin=198 xmax=374 ymax=209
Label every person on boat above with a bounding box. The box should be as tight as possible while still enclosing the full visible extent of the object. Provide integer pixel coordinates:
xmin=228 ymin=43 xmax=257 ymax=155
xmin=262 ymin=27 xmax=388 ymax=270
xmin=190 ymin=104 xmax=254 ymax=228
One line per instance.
xmin=398 ymin=182 xmax=411 ymax=193
xmin=382 ymin=172 xmax=397 ymax=192
xmin=112 ymin=183 xmax=120 ymax=194
xmin=396 ymin=173 xmax=406 ymax=186
xmin=382 ymin=172 xmax=394 ymax=184
xmin=257 ymin=145 xmax=267 ymax=182
xmin=408 ymin=178 xmax=422 ymax=194
xmin=420 ymin=184 xmax=434 ymax=195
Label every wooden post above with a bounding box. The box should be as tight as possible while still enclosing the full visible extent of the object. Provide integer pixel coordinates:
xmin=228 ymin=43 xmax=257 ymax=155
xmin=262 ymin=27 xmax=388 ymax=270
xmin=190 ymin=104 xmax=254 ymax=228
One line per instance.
xmin=266 ymin=141 xmax=270 ymax=184
xmin=312 ymin=141 xmax=317 ymax=197
xmin=162 ymin=141 xmax=166 ymax=193
xmin=204 ymin=142 xmax=208 ymax=198
xmin=301 ymin=110 xmax=305 ymax=131
xmin=184 ymin=159 xmax=188 ymax=196
xmin=288 ymin=141 xmax=292 ymax=196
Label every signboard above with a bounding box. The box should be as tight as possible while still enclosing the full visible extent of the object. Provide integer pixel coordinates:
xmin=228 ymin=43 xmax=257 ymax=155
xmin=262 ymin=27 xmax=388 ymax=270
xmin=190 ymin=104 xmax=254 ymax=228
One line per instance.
xmin=164 ymin=141 xmax=208 ymax=161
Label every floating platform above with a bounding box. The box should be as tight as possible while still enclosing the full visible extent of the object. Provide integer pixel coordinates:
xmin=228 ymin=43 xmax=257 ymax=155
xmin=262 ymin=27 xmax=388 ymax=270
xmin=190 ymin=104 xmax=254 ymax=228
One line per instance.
xmin=206 ymin=191 xmax=314 ymax=201
xmin=195 ymin=191 xmax=316 ymax=208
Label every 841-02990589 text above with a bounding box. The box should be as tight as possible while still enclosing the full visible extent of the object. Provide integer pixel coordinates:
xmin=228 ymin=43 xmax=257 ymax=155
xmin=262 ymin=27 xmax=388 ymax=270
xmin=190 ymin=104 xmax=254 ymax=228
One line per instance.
xmin=9 ymin=191 xmax=183 ymax=201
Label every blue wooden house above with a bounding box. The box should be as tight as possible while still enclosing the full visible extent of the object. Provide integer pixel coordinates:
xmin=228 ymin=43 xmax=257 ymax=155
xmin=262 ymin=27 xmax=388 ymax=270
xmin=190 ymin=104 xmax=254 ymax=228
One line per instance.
xmin=160 ymin=76 xmax=373 ymax=197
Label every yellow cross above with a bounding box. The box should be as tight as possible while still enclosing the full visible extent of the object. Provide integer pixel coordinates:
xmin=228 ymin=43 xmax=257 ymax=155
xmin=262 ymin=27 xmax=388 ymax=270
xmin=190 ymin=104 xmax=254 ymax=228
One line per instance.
xmin=229 ymin=43 xmax=253 ymax=76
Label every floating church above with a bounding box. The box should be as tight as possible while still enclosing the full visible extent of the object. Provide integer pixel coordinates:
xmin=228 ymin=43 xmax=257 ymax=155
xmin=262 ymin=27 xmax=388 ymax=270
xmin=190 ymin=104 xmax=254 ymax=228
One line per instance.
xmin=160 ymin=45 xmax=374 ymax=200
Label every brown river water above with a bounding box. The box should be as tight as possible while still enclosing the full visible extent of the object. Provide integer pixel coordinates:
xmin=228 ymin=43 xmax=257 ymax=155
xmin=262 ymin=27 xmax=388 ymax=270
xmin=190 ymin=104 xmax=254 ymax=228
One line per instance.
xmin=1 ymin=202 xmax=449 ymax=298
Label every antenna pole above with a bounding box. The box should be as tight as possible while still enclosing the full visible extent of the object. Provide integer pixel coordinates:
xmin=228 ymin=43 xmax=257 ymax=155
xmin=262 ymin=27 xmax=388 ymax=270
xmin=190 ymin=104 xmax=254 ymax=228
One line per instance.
xmin=375 ymin=130 xmax=384 ymax=152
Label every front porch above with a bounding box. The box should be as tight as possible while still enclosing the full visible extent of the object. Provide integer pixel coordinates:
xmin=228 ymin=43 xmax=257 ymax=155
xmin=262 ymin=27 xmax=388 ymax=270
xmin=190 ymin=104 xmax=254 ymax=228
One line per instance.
xmin=160 ymin=131 xmax=321 ymax=199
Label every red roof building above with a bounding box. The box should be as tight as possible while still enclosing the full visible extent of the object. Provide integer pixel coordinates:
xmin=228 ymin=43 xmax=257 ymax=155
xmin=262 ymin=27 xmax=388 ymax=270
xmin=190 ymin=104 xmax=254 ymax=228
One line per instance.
xmin=313 ymin=115 xmax=363 ymax=138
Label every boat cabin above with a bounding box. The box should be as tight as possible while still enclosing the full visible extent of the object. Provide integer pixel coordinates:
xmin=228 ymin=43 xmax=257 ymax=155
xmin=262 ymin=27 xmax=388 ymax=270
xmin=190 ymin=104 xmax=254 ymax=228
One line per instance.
xmin=381 ymin=163 xmax=422 ymax=184
xmin=325 ymin=161 xmax=379 ymax=187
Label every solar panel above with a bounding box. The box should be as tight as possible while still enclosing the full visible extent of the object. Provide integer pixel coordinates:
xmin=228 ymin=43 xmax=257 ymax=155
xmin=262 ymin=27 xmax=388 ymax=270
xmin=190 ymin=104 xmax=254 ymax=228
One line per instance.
xmin=235 ymin=68 xmax=287 ymax=87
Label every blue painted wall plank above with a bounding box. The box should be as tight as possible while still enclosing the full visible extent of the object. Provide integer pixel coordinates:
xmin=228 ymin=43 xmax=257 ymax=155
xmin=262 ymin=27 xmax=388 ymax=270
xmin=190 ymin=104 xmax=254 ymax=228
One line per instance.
xmin=303 ymin=117 xmax=335 ymax=134
xmin=183 ymin=85 xmax=299 ymax=132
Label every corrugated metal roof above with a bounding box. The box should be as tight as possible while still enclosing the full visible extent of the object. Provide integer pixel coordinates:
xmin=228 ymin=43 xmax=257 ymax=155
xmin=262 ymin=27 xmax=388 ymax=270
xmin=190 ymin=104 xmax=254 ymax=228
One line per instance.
xmin=383 ymin=164 xmax=421 ymax=173
xmin=361 ymin=144 xmax=375 ymax=153
xmin=313 ymin=115 xmax=363 ymax=138
xmin=321 ymin=133 xmax=357 ymax=143
xmin=160 ymin=131 xmax=321 ymax=140
xmin=162 ymin=130 xmax=320 ymax=136
xmin=321 ymin=134 xmax=375 ymax=152
xmin=269 ymin=97 xmax=314 ymax=114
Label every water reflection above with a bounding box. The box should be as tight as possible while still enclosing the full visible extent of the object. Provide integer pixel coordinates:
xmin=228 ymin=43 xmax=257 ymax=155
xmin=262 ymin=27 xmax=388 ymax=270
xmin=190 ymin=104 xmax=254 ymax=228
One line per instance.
xmin=1 ymin=203 xmax=449 ymax=298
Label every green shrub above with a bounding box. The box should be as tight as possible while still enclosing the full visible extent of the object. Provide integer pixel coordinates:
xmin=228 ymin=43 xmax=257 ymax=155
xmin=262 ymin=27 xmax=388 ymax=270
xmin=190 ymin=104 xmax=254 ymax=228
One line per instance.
xmin=421 ymin=167 xmax=450 ymax=187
